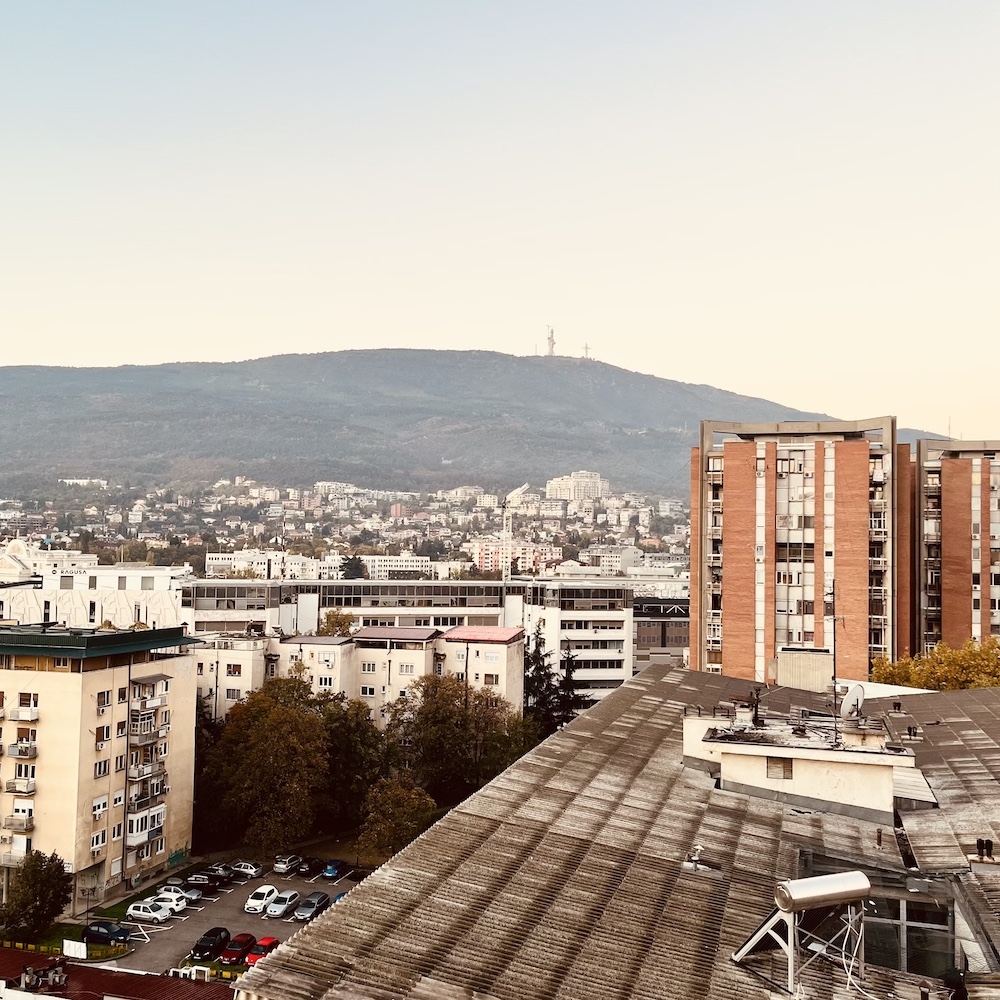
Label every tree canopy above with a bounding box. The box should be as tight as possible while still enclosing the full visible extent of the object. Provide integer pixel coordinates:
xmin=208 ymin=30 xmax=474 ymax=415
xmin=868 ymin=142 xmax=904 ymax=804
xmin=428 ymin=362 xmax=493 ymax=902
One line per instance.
xmin=872 ymin=637 xmax=1000 ymax=690
xmin=524 ymin=622 xmax=559 ymax=738
xmin=0 ymin=851 xmax=73 ymax=941
xmin=316 ymin=608 xmax=354 ymax=636
xmin=341 ymin=555 xmax=368 ymax=579
xmin=358 ymin=776 xmax=436 ymax=858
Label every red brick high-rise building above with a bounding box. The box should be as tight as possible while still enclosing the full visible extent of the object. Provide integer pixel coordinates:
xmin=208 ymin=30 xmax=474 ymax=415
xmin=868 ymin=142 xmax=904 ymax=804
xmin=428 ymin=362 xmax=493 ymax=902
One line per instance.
xmin=690 ymin=417 xmax=912 ymax=682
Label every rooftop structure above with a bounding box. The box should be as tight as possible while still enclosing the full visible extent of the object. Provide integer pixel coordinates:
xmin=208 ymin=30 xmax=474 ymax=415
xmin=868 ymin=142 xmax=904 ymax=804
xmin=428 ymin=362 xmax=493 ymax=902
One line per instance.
xmin=234 ymin=665 xmax=1000 ymax=999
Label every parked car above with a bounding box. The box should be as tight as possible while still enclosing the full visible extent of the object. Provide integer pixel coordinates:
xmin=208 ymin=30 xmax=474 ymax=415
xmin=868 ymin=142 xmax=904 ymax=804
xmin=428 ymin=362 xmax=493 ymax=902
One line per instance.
xmin=82 ymin=920 xmax=130 ymax=945
xmin=245 ymin=884 xmax=280 ymax=914
xmin=157 ymin=883 xmax=203 ymax=904
xmin=322 ymin=859 xmax=348 ymax=880
xmin=145 ymin=893 xmax=186 ymax=914
xmin=219 ymin=932 xmax=257 ymax=966
xmin=190 ymin=926 xmax=231 ymax=961
xmin=246 ymin=936 xmax=280 ymax=966
xmin=265 ymin=889 xmax=301 ymax=919
xmin=186 ymin=871 xmax=222 ymax=891
xmin=333 ymin=892 xmax=349 ymax=904
xmin=205 ymin=863 xmax=235 ymax=885
xmin=231 ymin=859 xmax=265 ymax=880
xmin=293 ymin=891 xmax=331 ymax=922
xmin=272 ymin=854 xmax=302 ymax=874
xmin=125 ymin=900 xmax=172 ymax=924
xmin=296 ymin=856 xmax=324 ymax=877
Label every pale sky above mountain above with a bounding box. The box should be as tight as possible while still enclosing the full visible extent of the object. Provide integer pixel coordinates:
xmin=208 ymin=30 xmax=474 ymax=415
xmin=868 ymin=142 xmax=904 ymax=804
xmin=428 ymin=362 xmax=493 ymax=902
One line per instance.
xmin=2 ymin=2 xmax=997 ymax=438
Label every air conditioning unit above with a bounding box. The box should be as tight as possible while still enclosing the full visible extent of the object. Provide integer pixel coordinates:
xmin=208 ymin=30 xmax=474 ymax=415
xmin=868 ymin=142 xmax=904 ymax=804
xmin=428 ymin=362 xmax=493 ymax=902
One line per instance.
xmin=0 ymin=836 xmax=10 ymax=844
xmin=163 ymin=785 xmax=171 ymax=793
xmin=97 ymin=706 xmax=107 ymax=716
xmin=777 ymin=472 xmax=787 ymax=479
xmin=96 ymin=742 xmax=106 ymax=751
xmin=755 ymin=471 xmax=764 ymax=479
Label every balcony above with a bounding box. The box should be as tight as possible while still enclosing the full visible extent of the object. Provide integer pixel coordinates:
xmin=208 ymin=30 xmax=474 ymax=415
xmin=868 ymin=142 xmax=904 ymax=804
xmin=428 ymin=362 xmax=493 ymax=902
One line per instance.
xmin=130 ymin=695 xmax=166 ymax=712
xmin=126 ymin=829 xmax=148 ymax=848
xmin=1 ymin=851 xmax=26 ymax=867
xmin=5 ymin=779 xmax=35 ymax=795
xmin=128 ymin=791 xmax=165 ymax=812
xmin=129 ymin=726 xmax=168 ymax=747
xmin=869 ymin=557 xmax=888 ymax=569
xmin=8 ymin=707 xmax=39 ymax=722
xmin=869 ymin=525 xmax=888 ymax=540
xmin=7 ymin=743 xmax=37 ymax=759
xmin=708 ymin=553 xmax=723 ymax=567
xmin=3 ymin=815 xmax=34 ymax=832
xmin=127 ymin=760 xmax=165 ymax=781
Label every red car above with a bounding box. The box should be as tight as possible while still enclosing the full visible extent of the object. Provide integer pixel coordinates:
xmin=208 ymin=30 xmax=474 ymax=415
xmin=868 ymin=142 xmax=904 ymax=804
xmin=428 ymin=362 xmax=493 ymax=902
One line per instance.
xmin=218 ymin=932 xmax=256 ymax=966
xmin=245 ymin=936 xmax=280 ymax=966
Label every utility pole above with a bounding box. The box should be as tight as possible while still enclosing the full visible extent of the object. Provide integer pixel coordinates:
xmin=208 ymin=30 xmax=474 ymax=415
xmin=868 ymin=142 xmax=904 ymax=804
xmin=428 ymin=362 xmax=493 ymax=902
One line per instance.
xmin=825 ymin=581 xmax=845 ymax=745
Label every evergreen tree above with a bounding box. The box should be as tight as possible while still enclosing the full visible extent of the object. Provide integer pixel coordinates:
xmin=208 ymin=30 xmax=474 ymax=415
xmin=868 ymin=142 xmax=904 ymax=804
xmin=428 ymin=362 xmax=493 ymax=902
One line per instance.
xmin=524 ymin=622 xmax=559 ymax=737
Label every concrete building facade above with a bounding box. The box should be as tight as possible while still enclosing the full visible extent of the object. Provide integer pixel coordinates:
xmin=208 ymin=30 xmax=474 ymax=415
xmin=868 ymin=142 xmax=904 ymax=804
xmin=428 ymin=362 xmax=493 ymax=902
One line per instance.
xmin=0 ymin=625 xmax=197 ymax=914
xmin=691 ymin=418 xmax=911 ymax=682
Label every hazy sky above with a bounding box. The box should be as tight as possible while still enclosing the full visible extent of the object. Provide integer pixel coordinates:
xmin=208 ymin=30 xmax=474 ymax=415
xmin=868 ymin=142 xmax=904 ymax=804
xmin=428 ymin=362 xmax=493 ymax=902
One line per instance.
xmin=3 ymin=2 xmax=997 ymax=437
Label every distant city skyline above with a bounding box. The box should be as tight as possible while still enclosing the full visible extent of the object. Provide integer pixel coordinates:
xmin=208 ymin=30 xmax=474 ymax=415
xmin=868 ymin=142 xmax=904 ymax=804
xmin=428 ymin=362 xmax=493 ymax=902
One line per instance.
xmin=3 ymin=2 xmax=997 ymax=440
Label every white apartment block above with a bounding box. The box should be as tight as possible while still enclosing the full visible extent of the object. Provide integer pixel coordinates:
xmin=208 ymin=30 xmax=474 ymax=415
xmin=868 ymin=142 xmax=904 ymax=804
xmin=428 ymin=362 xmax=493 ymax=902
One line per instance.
xmin=204 ymin=549 xmax=342 ymax=581
xmin=580 ymin=545 xmax=645 ymax=576
xmin=359 ymin=552 xmax=433 ymax=581
xmin=273 ymin=626 xmax=524 ymax=726
xmin=545 ymin=471 xmax=611 ymax=502
xmin=0 ymin=625 xmax=197 ymax=915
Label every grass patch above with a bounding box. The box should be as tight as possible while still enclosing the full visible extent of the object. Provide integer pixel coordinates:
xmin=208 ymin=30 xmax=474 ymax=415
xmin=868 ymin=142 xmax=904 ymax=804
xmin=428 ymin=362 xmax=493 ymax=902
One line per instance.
xmin=94 ymin=863 xmax=203 ymax=920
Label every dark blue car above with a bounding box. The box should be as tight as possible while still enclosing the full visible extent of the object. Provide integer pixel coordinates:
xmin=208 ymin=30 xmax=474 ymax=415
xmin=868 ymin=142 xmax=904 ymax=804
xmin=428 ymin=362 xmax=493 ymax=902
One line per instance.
xmin=322 ymin=859 xmax=347 ymax=879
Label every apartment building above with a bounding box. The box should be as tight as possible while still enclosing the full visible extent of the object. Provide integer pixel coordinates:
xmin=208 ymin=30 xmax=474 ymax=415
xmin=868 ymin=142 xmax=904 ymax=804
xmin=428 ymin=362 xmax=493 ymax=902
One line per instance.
xmin=545 ymin=470 xmax=610 ymax=501
xmin=359 ymin=552 xmax=433 ymax=581
xmin=273 ymin=626 xmax=524 ymax=725
xmin=204 ymin=549 xmax=342 ymax=580
xmin=462 ymin=539 xmax=563 ymax=575
xmin=690 ymin=418 xmax=912 ymax=682
xmin=915 ymin=439 xmax=1000 ymax=653
xmin=194 ymin=633 xmax=272 ymax=719
xmin=0 ymin=625 xmax=197 ymax=914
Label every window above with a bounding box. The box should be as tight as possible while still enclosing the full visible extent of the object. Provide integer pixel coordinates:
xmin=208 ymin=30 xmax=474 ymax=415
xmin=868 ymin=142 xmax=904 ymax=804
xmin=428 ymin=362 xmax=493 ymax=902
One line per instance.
xmin=766 ymin=757 xmax=793 ymax=779
xmin=455 ymin=651 xmax=466 ymax=662
xmin=361 ymin=661 xmax=376 ymax=673
xmin=97 ymin=690 xmax=111 ymax=708
xmin=94 ymin=759 xmax=110 ymax=778
xmin=484 ymin=651 xmax=500 ymax=663
xmin=43 ymin=601 xmax=51 ymax=623
xmin=197 ymin=662 xmax=204 ymax=675
xmin=118 ymin=687 xmax=127 ymax=703
xmin=91 ymin=830 xmax=107 ymax=850
xmin=866 ymin=895 xmax=954 ymax=978
xmin=226 ymin=663 xmax=242 ymax=676
xmin=484 ymin=674 xmax=499 ymax=686
xmin=92 ymin=796 xmax=108 ymax=819
xmin=88 ymin=576 xmax=97 ymax=590
xmin=53 ymin=657 xmax=69 ymax=668
xmin=118 ymin=576 xmax=126 ymax=590
xmin=116 ymin=721 xmax=127 ymax=738
xmin=361 ymin=685 xmax=375 ymax=697
xmin=318 ymin=676 xmax=335 ymax=689
xmin=455 ymin=672 xmax=465 ymax=682
xmin=399 ymin=663 xmax=414 ymax=675
xmin=113 ymin=789 xmax=124 ymax=807
xmin=60 ymin=575 xmax=73 ymax=590
xmin=155 ymin=837 xmax=165 ymax=854
xmin=112 ymin=822 xmax=123 ymax=841
xmin=141 ymin=576 xmax=154 ymax=591
xmin=96 ymin=725 xmax=111 ymax=742
xmin=19 ymin=693 xmax=38 ymax=708
xmin=115 ymin=754 xmax=126 ymax=772
xmin=225 ymin=689 xmax=240 ymax=701
xmin=138 ymin=844 xmax=151 ymax=861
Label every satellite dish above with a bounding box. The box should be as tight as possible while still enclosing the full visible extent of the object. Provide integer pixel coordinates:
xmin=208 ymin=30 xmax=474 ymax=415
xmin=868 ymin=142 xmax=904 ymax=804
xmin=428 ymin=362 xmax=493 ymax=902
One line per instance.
xmin=840 ymin=684 xmax=865 ymax=720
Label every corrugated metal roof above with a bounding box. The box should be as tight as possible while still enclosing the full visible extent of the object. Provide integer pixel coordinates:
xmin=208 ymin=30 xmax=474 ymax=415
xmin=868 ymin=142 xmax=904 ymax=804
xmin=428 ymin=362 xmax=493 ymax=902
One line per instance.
xmin=235 ymin=668 xmax=1000 ymax=1000
xmin=353 ymin=627 xmax=441 ymax=642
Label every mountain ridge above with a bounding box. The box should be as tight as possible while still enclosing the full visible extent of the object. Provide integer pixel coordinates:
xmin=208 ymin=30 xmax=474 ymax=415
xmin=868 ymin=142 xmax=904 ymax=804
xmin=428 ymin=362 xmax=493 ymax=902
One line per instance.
xmin=0 ymin=350 xmax=930 ymax=494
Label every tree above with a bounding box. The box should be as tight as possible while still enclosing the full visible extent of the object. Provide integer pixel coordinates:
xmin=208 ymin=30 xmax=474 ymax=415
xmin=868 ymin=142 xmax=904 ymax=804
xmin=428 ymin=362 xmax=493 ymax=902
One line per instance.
xmin=555 ymin=644 xmax=583 ymax=729
xmin=202 ymin=688 xmax=328 ymax=853
xmin=357 ymin=776 xmax=436 ymax=858
xmin=316 ymin=608 xmax=354 ymax=636
xmin=318 ymin=695 xmax=387 ymax=832
xmin=341 ymin=555 xmax=367 ymax=579
xmin=385 ymin=675 xmax=523 ymax=805
xmin=524 ymin=622 xmax=559 ymax=738
xmin=0 ymin=851 xmax=73 ymax=941
xmin=872 ymin=637 xmax=1000 ymax=690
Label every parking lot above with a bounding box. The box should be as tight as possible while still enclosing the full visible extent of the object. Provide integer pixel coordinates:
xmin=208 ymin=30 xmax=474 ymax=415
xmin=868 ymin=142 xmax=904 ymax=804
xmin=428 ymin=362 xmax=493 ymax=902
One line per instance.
xmin=108 ymin=861 xmax=361 ymax=974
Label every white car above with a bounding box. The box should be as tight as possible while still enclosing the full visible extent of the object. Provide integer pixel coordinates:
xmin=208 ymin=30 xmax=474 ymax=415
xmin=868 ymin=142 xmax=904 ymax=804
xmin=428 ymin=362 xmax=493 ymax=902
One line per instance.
xmin=146 ymin=893 xmax=186 ymax=914
xmin=272 ymin=854 xmax=302 ymax=874
xmin=125 ymin=900 xmax=173 ymax=924
xmin=231 ymin=859 xmax=265 ymax=880
xmin=157 ymin=883 xmax=203 ymax=904
xmin=245 ymin=884 xmax=279 ymax=914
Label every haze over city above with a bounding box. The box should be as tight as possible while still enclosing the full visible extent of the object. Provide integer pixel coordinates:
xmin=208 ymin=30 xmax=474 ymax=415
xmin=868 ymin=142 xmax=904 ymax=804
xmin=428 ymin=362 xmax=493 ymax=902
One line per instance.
xmin=4 ymin=1 xmax=998 ymax=438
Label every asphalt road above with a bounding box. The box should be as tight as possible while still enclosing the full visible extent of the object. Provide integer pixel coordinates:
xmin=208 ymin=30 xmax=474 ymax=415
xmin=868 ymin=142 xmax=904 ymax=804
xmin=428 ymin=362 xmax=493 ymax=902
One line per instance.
xmin=104 ymin=862 xmax=360 ymax=975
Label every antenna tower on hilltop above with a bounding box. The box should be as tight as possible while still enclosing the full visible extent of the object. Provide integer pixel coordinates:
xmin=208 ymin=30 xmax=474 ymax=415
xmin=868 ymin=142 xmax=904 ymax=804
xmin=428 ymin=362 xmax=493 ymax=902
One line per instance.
xmin=546 ymin=327 xmax=555 ymax=357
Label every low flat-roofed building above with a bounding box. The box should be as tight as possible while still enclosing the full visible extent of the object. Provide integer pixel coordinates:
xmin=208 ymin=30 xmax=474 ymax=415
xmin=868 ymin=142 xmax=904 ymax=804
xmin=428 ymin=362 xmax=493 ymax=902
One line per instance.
xmin=235 ymin=665 xmax=1000 ymax=1000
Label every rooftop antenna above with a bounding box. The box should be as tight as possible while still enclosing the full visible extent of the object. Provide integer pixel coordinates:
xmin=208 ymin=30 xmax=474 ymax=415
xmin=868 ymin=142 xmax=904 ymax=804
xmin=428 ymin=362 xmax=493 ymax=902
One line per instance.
xmin=583 ymin=343 xmax=590 ymax=359
xmin=546 ymin=327 xmax=555 ymax=357
xmin=840 ymin=684 xmax=865 ymax=723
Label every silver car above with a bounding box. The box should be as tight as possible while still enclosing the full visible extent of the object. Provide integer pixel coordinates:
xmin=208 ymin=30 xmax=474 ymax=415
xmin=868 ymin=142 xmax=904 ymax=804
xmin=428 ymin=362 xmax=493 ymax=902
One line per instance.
xmin=265 ymin=889 xmax=300 ymax=919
